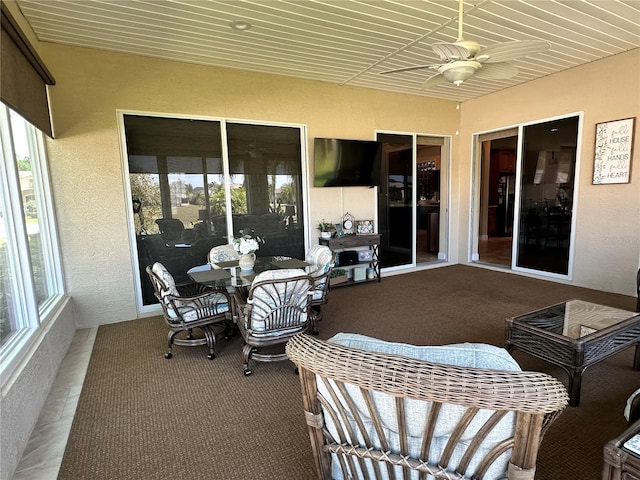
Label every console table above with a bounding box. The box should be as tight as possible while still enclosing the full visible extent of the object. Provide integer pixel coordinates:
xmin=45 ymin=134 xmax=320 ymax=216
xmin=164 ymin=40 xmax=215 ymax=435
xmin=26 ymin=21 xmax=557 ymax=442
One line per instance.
xmin=319 ymin=234 xmax=380 ymax=287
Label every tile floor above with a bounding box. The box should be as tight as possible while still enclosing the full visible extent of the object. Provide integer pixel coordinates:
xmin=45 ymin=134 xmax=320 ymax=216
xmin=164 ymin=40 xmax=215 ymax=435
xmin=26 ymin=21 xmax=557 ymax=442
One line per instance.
xmin=12 ymin=327 xmax=97 ymax=480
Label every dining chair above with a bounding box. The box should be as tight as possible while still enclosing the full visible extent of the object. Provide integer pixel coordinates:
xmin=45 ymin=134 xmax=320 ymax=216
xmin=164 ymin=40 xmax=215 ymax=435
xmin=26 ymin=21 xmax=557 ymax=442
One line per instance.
xmin=208 ymin=244 xmax=240 ymax=266
xmin=236 ymin=268 xmax=313 ymax=376
xmin=286 ymin=333 xmax=568 ymax=480
xmin=146 ymin=262 xmax=232 ymax=359
xmin=305 ymin=245 xmax=336 ymax=334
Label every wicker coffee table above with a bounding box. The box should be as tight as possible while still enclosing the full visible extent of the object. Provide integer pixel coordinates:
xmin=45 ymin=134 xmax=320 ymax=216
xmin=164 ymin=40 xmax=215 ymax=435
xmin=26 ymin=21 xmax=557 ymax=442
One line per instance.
xmin=505 ymin=299 xmax=640 ymax=407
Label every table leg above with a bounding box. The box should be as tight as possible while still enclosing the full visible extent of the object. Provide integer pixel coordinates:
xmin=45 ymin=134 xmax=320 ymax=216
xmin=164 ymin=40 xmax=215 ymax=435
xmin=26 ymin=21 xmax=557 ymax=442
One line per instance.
xmin=568 ymin=369 xmax=583 ymax=407
xmin=634 ymin=344 xmax=640 ymax=371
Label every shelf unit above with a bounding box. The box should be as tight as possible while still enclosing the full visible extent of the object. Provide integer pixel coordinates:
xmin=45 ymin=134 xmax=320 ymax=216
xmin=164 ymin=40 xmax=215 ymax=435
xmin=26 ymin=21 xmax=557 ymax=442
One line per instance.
xmin=319 ymin=234 xmax=380 ymax=287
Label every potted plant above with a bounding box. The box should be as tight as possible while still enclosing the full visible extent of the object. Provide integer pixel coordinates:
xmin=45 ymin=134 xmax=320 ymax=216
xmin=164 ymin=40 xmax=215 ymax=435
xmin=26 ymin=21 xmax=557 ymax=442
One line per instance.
xmin=329 ymin=268 xmax=348 ymax=286
xmin=317 ymin=220 xmax=334 ymax=239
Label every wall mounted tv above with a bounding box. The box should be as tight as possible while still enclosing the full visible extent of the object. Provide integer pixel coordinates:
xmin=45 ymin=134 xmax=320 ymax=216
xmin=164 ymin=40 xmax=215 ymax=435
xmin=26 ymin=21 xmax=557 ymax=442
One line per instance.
xmin=314 ymin=137 xmax=382 ymax=187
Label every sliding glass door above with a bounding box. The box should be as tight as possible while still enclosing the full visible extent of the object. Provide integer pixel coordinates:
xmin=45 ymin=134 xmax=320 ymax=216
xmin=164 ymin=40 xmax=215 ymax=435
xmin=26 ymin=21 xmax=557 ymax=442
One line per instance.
xmin=515 ymin=116 xmax=578 ymax=275
xmin=122 ymin=114 xmax=306 ymax=308
xmin=473 ymin=115 xmax=580 ymax=277
xmin=376 ymin=132 xmax=449 ymax=270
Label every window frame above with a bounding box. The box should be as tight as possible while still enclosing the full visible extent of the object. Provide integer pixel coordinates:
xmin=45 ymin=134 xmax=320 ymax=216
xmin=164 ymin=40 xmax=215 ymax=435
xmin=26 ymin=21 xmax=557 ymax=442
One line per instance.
xmin=0 ymin=104 xmax=65 ymax=380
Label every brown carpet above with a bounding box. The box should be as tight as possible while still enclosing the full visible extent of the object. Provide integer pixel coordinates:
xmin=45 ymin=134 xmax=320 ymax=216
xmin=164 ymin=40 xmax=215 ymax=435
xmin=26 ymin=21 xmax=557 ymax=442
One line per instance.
xmin=58 ymin=265 xmax=639 ymax=479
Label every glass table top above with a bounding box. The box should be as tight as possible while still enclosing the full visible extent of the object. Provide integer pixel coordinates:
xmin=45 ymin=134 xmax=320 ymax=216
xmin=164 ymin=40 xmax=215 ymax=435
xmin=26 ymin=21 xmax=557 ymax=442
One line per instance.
xmin=513 ymin=299 xmax=636 ymax=339
xmin=187 ymin=257 xmax=315 ymax=288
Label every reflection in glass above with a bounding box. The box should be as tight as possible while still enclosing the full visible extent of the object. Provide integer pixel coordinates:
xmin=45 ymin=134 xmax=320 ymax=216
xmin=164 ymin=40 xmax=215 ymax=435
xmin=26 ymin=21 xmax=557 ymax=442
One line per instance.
xmin=227 ymin=123 xmax=304 ymax=259
xmin=516 ymin=116 xmax=578 ymax=275
xmin=376 ymin=133 xmax=413 ymax=268
xmin=125 ymin=116 xmax=305 ymax=306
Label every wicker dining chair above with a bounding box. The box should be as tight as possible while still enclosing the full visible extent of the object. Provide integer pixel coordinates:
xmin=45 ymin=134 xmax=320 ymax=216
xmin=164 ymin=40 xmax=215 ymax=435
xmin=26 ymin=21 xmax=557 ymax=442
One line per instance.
xmin=237 ymin=269 xmax=313 ymax=376
xmin=306 ymin=245 xmax=336 ymax=334
xmin=146 ymin=262 xmax=232 ymax=359
xmin=286 ymin=333 xmax=569 ymax=480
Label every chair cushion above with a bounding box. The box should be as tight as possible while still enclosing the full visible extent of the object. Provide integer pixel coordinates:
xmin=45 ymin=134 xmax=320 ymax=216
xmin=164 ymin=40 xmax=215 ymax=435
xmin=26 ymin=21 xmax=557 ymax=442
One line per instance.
xmin=247 ymin=269 xmax=308 ymax=332
xmin=328 ymin=332 xmax=521 ymax=371
xmin=151 ymin=262 xmax=179 ymax=298
xmin=324 ymin=333 xmax=521 ymax=480
xmin=208 ymin=244 xmax=239 ymax=266
xmin=166 ymin=292 xmax=230 ymax=321
xmin=306 ymin=245 xmax=333 ymax=276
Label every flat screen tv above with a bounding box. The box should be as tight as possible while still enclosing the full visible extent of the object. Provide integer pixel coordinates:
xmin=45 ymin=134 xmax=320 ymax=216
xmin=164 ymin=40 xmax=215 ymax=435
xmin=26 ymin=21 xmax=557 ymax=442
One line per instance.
xmin=314 ymin=137 xmax=382 ymax=187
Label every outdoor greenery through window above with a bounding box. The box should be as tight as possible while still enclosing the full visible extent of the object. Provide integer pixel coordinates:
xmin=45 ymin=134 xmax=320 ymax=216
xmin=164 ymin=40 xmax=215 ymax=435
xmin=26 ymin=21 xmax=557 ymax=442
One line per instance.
xmin=124 ymin=115 xmax=306 ymax=308
xmin=0 ymin=106 xmax=61 ymax=350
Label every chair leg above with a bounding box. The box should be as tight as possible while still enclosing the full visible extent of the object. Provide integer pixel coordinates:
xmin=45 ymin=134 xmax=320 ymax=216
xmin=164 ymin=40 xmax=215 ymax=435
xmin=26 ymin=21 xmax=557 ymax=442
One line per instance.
xmin=165 ymin=331 xmax=178 ymax=359
xmin=310 ymin=306 xmax=321 ymax=336
xmin=202 ymin=326 xmax=217 ymax=360
xmin=242 ymin=343 xmax=256 ymax=376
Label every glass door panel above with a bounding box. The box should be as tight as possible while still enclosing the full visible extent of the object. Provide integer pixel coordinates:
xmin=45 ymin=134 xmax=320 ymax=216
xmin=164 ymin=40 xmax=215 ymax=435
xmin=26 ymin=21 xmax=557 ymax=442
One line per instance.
xmin=515 ymin=116 xmax=578 ymax=275
xmin=416 ymin=136 xmax=445 ymax=265
xmin=376 ymin=133 xmax=413 ymax=268
xmin=226 ymin=123 xmax=305 ymax=259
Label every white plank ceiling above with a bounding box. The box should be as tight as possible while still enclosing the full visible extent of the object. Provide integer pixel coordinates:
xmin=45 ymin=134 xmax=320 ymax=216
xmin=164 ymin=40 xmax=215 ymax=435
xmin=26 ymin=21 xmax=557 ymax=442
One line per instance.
xmin=15 ymin=0 xmax=640 ymax=102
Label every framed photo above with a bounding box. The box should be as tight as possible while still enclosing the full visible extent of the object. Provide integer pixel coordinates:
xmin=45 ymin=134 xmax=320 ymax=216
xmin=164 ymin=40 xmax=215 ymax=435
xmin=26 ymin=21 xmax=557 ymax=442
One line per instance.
xmin=358 ymin=250 xmax=373 ymax=262
xmin=593 ymin=117 xmax=635 ymax=184
xmin=334 ymin=223 xmax=345 ymax=237
xmin=356 ymin=220 xmax=374 ymax=235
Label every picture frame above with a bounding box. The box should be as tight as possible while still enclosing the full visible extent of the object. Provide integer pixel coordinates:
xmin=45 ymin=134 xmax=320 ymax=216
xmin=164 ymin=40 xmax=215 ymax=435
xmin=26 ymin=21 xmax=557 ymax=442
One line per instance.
xmin=356 ymin=219 xmax=374 ymax=235
xmin=358 ymin=250 xmax=373 ymax=262
xmin=334 ymin=223 xmax=345 ymax=237
xmin=593 ymin=117 xmax=635 ymax=184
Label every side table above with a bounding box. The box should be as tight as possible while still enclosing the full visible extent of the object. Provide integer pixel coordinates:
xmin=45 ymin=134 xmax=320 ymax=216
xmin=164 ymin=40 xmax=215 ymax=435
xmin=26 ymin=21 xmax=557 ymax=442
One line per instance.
xmin=603 ymin=420 xmax=640 ymax=479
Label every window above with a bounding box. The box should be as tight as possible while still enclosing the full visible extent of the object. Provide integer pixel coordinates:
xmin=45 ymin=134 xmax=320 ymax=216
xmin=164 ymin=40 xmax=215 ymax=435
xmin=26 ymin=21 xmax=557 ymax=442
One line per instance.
xmin=0 ymin=105 xmax=63 ymax=355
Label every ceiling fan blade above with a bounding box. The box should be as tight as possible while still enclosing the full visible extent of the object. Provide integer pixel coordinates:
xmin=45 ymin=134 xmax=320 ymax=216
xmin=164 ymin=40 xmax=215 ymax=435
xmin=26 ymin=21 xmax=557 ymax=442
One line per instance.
xmin=380 ymin=64 xmax=440 ymax=75
xmin=473 ymin=62 xmax=518 ymax=80
xmin=432 ymin=42 xmax=471 ymax=61
xmin=422 ymin=73 xmax=448 ymax=89
xmin=476 ymin=40 xmax=550 ymax=63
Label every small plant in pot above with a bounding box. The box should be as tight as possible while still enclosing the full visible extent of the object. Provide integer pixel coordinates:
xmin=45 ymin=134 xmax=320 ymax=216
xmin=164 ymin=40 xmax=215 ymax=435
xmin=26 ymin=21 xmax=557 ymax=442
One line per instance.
xmin=317 ymin=220 xmax=334 ymax=239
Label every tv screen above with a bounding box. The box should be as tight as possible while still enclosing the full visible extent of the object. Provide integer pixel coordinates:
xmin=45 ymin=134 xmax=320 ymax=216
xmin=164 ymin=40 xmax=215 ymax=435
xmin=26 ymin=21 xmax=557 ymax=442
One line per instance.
xmin=314 ymin=138 xmax=382 ymax=187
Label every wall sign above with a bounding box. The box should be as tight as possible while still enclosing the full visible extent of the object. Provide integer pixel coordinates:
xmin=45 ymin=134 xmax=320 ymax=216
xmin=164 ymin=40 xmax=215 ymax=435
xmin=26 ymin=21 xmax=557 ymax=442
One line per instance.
xmin=593 ymin=117 xmax=635 ymax=184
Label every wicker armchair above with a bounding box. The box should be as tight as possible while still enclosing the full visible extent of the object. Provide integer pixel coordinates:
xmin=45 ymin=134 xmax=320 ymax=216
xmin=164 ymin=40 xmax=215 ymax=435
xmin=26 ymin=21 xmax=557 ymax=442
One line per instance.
xmin=147 ymin=262 xmax=232 ymax=359
xmin=306 ymin=245 xmax=336 ymax=334
xmin=286 ymin=333 xmax=569 ymax=480
xmin=237 ymin=269 xmax=313 ymax=376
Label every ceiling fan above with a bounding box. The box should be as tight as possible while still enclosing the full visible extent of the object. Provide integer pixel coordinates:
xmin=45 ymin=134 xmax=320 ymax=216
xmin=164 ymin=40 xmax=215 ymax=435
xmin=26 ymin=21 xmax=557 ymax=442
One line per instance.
xmin=381 ymin=0 xmax=550 ymax=88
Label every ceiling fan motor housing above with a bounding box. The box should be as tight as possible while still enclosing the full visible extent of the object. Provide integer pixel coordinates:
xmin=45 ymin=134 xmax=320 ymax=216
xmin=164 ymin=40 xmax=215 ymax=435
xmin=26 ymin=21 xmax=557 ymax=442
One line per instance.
xmin=439 ymin=61 xmax=481 ymax=86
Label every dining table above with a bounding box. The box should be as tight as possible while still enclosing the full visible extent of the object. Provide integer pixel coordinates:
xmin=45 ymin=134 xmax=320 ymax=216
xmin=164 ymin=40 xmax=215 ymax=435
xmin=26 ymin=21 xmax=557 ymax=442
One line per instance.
xmin=187 ymin=256 xmax=315 ymax=316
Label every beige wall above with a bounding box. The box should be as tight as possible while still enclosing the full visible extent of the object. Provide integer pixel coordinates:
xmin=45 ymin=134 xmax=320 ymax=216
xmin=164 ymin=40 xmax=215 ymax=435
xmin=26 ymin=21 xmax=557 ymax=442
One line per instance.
xmin=39 ymin=43 xmax=458 ymax=327
xmin=458 ymin=49 xmax=640 ymax=295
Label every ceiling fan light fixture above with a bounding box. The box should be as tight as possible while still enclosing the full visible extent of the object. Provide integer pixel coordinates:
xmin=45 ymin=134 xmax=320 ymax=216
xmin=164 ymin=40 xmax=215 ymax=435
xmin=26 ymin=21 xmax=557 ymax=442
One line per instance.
xmin=439 ymin=61 xmax=480 ymax=86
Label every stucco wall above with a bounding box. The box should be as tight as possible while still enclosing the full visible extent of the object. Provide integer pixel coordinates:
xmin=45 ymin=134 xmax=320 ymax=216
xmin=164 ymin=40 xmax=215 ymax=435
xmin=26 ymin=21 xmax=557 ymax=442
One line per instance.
xmin=458 ymin=49 xmax=640 ymax=295
xmin=39 ymin=43 xmax=458 ymax=328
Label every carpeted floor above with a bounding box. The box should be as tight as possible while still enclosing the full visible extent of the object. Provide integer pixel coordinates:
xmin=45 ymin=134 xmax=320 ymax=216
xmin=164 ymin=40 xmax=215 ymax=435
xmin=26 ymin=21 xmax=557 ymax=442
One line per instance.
xmin=58 ymin=265 xmax=639 ymax=479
